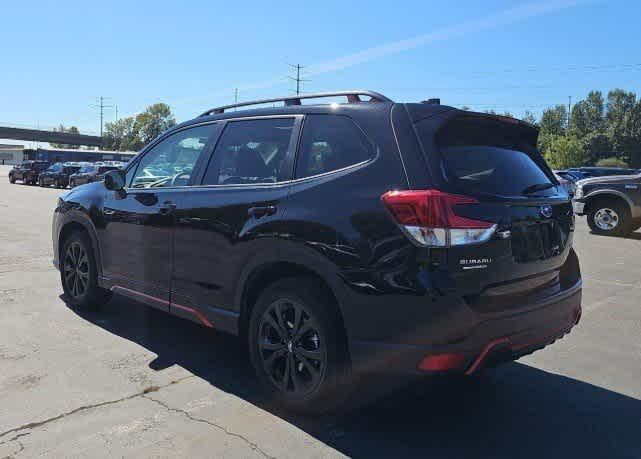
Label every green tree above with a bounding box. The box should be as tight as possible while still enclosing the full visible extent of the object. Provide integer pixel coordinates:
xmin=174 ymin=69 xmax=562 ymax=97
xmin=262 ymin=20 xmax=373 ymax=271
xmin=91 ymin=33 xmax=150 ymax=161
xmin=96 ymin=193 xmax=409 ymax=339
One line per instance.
xmin=581 ymin=131 xmax=613 ymax=164
xmin=595 ymin=157 xmax=630 ymax=168
xmin=538 ymin=105 xmax=567 ymax=153
xmin=606 ymin=89 xmax=637 ymax=152
xmin=50 ymin=124 xmax=81 ymax=149
xmin=544 ymin=135 xmax=587 ymax=169
xmin=134 ymin=103 xmax=176 ymax=145
xmin=103 ymin=117 xmax=141 ymax=151
xmin=570 ymin=91 xmax=605 ymax=139
xmin=626 ymin=100 xmax=641 ymax=167
xmin=522 ymin=110 xmax=538 ymax=126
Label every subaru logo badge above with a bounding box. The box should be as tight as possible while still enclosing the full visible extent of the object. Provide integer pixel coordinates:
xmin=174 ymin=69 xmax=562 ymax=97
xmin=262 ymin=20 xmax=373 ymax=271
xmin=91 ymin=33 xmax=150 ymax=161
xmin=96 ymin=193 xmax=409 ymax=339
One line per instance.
xmin=540 ymin=205 xmax=553 ymax=218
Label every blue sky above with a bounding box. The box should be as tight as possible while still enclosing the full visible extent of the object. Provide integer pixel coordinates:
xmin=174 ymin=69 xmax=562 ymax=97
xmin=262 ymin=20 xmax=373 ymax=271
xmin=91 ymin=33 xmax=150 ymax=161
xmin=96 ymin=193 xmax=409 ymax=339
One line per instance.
xmin=1 ymin=0 xmax=639 ymax=142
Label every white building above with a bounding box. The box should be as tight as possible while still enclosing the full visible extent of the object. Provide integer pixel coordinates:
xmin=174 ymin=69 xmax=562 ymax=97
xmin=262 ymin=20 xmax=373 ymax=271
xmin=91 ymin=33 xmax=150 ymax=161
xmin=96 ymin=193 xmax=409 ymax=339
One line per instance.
xmin=0 ymin=144 xmax=24 ymax=165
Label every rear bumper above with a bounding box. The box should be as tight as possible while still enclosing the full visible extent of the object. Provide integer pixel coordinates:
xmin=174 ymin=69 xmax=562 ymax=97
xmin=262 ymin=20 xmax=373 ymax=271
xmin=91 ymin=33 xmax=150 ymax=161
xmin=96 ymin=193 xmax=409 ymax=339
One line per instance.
xmin=349 ymin=279 xmax=582 ymax=375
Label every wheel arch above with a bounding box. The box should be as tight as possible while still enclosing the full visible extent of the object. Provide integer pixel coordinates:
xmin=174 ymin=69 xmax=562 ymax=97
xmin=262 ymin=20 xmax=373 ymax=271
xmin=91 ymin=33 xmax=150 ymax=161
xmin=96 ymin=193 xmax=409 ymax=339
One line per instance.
xmin=57 ymin=215 xmax=103 ymax=278
xmin=585 ymin=190 xmax=634 ymax=217
xmin=237 ymin=261 xmax=349 ymax=352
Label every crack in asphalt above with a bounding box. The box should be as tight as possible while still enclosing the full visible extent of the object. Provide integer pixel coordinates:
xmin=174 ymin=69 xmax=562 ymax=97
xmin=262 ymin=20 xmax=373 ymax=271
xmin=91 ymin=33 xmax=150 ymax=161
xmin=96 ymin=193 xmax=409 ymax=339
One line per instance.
xmin=142 ymin=394 xmax=275 ymax=459
xmin=0 ymin=376 xmax=195 ymax=449
xmin=0 ymin=432 xmax=28 ymax=459
xmin=0 ymin=431 xmax=30 ymax=447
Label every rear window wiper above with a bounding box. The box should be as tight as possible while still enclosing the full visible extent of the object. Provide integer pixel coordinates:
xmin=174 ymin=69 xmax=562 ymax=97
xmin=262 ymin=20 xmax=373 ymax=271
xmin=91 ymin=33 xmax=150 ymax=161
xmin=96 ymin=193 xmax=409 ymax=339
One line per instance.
xmin=522 ymin=182 xmax=555 ymax=195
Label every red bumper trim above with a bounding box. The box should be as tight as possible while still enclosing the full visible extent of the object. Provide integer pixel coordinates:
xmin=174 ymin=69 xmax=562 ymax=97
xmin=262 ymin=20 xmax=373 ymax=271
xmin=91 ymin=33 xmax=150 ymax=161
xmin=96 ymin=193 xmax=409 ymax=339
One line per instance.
xmin=110 ymin=285 xmax=214 ymax=328
xmin=171 ymin=302 xmax=214 ymax=328
xmin=464 ymin=338 xmax=510 ymax=375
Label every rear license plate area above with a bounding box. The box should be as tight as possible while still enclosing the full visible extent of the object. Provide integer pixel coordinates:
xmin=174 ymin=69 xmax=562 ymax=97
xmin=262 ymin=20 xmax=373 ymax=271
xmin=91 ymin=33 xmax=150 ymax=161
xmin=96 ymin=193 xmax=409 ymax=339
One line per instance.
xmin=511 ymin=222 xmax=564 ymax=263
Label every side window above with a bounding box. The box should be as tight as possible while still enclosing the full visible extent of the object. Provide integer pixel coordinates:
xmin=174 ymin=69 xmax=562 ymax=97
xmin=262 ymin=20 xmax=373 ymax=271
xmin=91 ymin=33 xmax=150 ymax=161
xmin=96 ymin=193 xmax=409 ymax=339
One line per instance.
xmin=129 ymin=124 xmax=220 ymax=188
xmin=295 ymin=115 xmax=373 ymax=179
xmin=202 ymin=118 xmax=295 ymax=185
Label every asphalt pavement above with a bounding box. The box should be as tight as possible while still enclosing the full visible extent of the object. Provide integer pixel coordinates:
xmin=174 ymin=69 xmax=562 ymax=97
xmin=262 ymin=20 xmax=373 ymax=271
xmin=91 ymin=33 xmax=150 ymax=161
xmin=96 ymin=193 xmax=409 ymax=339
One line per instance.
xmin=1 ymin=165 xmax=640 ymax=458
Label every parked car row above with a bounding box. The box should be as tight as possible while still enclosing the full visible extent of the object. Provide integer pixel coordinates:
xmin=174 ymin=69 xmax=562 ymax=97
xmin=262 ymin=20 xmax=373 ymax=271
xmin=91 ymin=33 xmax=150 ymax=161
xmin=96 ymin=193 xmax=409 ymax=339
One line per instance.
xmin=8 ymin=160 xmax=126 ymax=189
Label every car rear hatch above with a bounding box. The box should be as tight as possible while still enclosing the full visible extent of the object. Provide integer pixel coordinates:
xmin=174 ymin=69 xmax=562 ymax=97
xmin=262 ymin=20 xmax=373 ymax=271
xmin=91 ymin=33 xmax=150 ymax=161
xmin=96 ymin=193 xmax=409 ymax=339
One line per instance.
xmin=387 ymin=108 xmax=575 ymax=313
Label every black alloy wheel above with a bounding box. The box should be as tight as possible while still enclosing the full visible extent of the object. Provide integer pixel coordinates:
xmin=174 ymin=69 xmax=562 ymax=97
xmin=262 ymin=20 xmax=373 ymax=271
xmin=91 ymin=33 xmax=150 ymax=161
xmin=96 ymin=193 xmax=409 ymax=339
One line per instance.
xmin=60 ymin=231 xmax=112 ymax=308
xmin=248 ymin=278 xmax=353 ymax=413
xmin=258 ymin=298 xmax=325 ymax=395
xmin=63 ymin=241 xmax=90 ymax=299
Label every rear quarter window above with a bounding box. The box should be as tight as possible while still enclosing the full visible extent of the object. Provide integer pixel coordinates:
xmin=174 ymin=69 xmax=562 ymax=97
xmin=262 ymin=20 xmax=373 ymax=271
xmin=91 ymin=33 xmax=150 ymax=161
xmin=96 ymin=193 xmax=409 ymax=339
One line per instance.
xmin=295 ymin=115 xmax=373 ymax=179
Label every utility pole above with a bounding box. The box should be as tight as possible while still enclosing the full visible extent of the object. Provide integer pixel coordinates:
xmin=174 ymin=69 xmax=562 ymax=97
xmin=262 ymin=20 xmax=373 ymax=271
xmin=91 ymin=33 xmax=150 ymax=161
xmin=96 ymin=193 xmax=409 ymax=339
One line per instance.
xmin=114 ymin=105 xmax=118 ymax=122
xmin=288 ymin=64 xmax=310 ymax=95
xmin=90 ymin=96 xmax=113 ymax=137
xmin=234 ymin=88 xmax=239 ymax=110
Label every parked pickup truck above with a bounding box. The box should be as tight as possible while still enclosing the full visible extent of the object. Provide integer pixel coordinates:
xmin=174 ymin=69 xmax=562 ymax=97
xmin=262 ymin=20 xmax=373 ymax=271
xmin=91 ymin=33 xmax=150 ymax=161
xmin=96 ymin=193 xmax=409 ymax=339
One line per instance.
xmin=573 ymin=173 xmax=641 ymax=236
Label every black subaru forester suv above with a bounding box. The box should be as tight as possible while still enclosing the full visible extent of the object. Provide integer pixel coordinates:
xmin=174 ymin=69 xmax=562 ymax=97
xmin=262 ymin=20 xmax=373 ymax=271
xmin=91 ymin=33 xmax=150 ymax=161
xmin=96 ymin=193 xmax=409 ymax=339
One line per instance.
xmin=52 ymin=91 xmax=582 ymax=412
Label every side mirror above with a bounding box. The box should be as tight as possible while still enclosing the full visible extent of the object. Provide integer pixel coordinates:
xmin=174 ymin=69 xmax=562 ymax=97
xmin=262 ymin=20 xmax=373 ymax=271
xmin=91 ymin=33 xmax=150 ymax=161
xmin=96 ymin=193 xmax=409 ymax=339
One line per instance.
xmin=103 ymin=169 xmax=126 ymax=191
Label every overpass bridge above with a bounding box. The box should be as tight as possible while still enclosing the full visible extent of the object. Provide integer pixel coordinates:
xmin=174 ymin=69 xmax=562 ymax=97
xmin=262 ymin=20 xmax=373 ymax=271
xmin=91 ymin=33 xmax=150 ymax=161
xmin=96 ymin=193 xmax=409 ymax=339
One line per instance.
xmin=0 ymin=124 xmax=103 ymax=147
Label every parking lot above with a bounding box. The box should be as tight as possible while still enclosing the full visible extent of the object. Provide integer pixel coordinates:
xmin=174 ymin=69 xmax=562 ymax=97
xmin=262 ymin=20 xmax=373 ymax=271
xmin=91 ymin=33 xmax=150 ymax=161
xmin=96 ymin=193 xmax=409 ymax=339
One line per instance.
xmin=1 ymin=164 xmax=640 ymax=458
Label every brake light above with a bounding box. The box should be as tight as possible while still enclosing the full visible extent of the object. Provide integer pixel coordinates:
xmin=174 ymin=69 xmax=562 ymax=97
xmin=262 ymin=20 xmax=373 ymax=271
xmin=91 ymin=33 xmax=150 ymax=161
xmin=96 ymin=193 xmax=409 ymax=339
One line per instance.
xmin=381 ymin=190 xmax=497 ymax=247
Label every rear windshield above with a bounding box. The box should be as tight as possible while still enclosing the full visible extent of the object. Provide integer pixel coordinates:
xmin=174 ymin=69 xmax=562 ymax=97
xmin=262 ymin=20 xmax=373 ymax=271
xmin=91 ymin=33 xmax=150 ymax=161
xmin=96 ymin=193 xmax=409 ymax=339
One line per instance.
xmin=431 ymin=115 xmax=552 ymax=196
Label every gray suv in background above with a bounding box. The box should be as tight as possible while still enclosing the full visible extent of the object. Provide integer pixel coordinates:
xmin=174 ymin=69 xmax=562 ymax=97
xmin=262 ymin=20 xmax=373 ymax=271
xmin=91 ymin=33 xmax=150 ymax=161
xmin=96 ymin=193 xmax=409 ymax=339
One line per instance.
xmin=573 ymin=173 xmax=641 ymax=236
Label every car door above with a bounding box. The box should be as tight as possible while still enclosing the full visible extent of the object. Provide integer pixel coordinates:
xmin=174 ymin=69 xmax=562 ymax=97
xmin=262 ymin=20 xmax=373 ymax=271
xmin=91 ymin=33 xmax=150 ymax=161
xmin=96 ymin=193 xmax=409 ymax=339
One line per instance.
xmin=171 ymin=116 xmax=300 ymax=330
xmin=98 ymin=123 xmax=221 ymax=310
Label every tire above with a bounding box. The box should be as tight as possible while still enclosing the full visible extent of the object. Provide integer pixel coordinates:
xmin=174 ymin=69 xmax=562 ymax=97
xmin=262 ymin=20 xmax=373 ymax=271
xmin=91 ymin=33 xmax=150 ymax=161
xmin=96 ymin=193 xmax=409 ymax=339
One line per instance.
xmin=39 ymin=178 xmax=45 ymax=187
xmin=60 ymin=231 xmax=112 ymax=309
xmin=9 ymin=174 xmax=15 ymax=184
xmin=248 ymin=278 xmax=352 ymax=414
xmin=587 ymin=199 xmax=632 ymax=236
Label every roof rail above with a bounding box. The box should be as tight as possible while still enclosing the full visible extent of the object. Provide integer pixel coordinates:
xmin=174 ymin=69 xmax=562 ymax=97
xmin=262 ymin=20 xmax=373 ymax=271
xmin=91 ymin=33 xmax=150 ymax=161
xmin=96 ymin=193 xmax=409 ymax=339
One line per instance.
xmin=199 ymin=90 xmax=393 ymax=117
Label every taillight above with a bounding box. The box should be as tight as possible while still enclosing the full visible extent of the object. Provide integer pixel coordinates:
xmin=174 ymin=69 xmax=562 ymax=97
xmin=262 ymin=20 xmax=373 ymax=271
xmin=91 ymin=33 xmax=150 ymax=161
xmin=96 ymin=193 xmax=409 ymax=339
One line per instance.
xmin=381 ymin=190 xmax=497 ymax=247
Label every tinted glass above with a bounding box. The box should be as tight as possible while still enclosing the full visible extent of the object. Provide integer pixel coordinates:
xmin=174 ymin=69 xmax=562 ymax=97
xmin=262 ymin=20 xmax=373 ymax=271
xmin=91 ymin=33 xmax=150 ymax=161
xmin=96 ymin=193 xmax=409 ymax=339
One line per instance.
xmin=295 ymin=115 xmax=372 ymax=179
xmin=129 ymin=124 xmax=220 ymax=188
xmin=440 ymin=146 xmax=552 ymax=196
xmin=427 ymin=115 xmax=552 ymax=196
xmin=98 ymin=166 xmax=118 ymax=174
xmin=203 ymin=118 xmax=294 ymax=185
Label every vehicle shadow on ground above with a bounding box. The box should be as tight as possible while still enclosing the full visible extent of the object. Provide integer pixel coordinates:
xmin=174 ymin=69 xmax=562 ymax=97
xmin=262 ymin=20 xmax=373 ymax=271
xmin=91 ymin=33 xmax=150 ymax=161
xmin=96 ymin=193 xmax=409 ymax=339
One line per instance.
xmin=67 ymin=295 xmax=641 ymax=459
